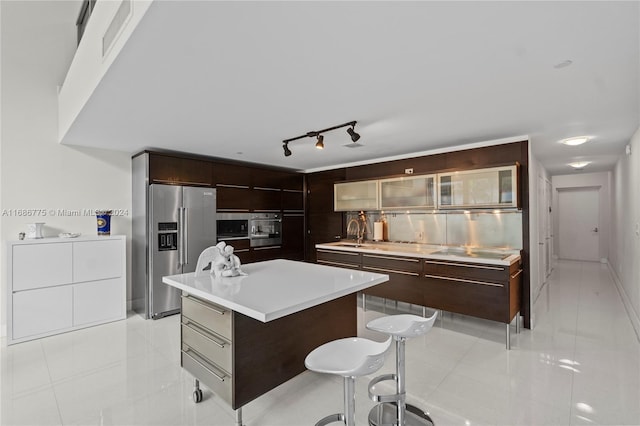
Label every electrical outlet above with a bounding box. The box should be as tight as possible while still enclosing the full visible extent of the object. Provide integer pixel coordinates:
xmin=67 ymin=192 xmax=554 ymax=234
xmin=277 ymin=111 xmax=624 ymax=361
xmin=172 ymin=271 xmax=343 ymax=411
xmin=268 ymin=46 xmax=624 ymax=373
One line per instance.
xmin=405 ymin=168 xmax=414 ymax=175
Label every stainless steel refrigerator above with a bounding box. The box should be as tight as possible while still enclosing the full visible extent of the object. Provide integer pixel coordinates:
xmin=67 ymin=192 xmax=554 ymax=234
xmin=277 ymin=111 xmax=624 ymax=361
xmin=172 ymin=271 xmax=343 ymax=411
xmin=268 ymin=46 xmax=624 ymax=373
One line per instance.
xmin=133 ymin=181 xmax=216 ymax=319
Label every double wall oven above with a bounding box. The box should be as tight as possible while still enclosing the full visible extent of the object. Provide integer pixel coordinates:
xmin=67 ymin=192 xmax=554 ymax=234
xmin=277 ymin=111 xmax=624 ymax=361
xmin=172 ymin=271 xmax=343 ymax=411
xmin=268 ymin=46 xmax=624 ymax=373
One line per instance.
xmin=216 ymin=213 xmax=282 ymax=248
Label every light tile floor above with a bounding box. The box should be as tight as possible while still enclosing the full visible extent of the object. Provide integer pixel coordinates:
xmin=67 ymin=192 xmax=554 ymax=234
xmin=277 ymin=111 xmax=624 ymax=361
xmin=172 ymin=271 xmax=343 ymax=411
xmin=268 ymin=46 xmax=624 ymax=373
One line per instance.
xmin=1 ymin=260 xmax=639 ymax=425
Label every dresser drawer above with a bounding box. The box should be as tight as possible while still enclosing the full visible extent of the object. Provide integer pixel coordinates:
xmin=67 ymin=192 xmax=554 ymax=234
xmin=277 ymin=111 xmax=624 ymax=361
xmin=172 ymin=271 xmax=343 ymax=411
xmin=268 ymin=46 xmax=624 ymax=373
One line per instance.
xmin=181 ymin=320 xmax=232 ymax=374
xmin=181 ymin=294 xmax=232 ymax=341
xmin=182 ymin=345 xmax=232 ymax=405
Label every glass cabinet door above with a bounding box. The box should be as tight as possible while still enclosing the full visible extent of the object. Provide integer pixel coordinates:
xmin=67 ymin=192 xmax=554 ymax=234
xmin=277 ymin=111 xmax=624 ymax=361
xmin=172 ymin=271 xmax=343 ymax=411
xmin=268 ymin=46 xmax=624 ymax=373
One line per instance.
xmin=334 ymin=180 xmax=379 ymax=211
xmin=379 ymin=175 xmax=436 ymax=209
xmin=438 ymin=165 xmax=517 ymax=209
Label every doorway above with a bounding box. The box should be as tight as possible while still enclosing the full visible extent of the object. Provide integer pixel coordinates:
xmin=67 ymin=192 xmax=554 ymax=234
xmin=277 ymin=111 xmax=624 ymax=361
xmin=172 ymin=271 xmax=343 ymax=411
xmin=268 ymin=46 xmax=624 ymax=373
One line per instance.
xmin=558 ymin=187 xmax=600 ymax=261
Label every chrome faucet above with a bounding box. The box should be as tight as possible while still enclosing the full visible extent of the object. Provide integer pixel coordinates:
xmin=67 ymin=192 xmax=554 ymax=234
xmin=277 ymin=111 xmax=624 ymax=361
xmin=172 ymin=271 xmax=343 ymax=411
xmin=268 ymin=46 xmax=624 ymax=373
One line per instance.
xmin=346 ymin=212 xmax=368 ymax=245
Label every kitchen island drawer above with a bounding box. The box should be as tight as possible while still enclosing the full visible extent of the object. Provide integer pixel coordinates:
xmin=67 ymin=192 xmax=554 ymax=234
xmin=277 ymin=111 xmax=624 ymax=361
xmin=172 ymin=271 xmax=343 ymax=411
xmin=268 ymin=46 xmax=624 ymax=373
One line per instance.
xmin=424 ymin=259 xmax=507 ymax=283
xmin=181 ymin=294 xmax=232 ymax=341
xmin=362 ymin=253 xmax=422 ymax=275
xmin=316 ymin=249 xmax=361 ymax=269
xmin=182 ymin=345 xmax=232 ymax=405
xmin=181 ymin=321 xmax=232 ymax=374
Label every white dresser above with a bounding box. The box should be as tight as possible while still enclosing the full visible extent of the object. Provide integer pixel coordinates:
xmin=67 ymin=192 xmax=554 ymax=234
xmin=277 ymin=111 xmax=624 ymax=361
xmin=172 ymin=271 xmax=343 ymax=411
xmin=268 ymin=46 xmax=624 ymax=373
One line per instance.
xmin=6 ymin=235 xmax=126 ymax=345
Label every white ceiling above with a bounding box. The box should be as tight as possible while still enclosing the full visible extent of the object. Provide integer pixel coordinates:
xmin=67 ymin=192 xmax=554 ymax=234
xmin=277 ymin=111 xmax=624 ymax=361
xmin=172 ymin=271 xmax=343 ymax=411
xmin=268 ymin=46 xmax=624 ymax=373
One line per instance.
xmin=61 ymin=1 xmax=639 ymax=174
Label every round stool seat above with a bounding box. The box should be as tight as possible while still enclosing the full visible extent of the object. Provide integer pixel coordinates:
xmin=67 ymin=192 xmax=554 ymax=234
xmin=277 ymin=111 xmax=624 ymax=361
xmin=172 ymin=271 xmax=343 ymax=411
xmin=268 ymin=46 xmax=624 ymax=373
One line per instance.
xmin=366 ymin=313 xmax=437 ymax=339
xmin=305 ymin=337 xmax=392 ymax=377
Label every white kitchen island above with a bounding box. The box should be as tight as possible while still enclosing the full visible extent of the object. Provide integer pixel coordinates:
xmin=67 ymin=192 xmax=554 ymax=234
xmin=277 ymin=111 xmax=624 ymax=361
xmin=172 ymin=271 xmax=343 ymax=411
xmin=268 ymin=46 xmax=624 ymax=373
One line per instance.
xmin=163 ymin=259 xmax=388 ymax=425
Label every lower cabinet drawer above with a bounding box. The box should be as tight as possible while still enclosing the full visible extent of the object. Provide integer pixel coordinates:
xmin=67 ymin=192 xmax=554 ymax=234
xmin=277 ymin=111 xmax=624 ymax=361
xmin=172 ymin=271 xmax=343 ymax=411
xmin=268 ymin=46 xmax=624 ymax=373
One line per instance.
xmin=182 ymin=345 xmax=232 ymax=405
xmin=12 ymin=286 xmax=73 ymax=339
xmin=316 ymin=250 xmax=361 ymax=269
xmin=181 ymin=294 xmax=232 ymax=341
xmin=181 ymin=321 xmax=232 ymax=373
xmin=424 ymin=259 xmax=507 ymax=283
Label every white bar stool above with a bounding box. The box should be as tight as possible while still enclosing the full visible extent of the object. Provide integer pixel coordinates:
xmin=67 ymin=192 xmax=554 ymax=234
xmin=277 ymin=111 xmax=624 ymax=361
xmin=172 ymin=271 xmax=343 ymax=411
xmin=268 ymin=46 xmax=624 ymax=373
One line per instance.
xmin=366 ymin=312 xmax=438 ymax=426
xmin=305 ymin=337 xmax=393 ymax=426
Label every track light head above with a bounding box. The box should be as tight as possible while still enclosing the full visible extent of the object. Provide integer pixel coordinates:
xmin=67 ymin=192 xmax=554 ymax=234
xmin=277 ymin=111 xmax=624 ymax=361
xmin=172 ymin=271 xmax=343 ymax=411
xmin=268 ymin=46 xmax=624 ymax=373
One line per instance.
xmin=315 ymin=134 xmax=324 ymax=149
xmin=347 ymin=125 xmax=360 ymax=142
xmin=283 ymin=142 xmax=292 ymax=157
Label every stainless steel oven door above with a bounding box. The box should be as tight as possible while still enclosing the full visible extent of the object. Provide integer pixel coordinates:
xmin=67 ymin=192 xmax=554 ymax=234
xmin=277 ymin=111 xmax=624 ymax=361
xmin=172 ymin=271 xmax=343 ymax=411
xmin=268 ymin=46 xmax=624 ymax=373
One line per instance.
xmin=250 ymin=213 xmax=282 ymax=247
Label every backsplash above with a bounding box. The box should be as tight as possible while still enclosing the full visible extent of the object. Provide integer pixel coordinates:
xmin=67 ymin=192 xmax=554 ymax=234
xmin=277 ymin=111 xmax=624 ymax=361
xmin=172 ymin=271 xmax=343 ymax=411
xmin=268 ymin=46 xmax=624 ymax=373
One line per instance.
xmin=346 ymin=211 xmax=522 ymax=250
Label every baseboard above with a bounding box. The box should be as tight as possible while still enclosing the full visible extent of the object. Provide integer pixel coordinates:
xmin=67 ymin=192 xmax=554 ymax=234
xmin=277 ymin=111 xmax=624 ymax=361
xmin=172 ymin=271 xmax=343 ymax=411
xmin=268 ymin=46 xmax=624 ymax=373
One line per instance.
xmin=607 ymin=260 xmax=640 ymax=343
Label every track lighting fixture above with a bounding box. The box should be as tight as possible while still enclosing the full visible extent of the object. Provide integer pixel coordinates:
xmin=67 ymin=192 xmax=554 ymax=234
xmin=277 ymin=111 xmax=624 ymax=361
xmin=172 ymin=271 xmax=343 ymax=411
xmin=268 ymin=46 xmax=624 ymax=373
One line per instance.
xmin=283 ymin=142 xmax=292 ymax=157
xmin=347 ymin=124 xmax=360 ymax=142
xmin=281 ymin=120 xmax=360 ymax=157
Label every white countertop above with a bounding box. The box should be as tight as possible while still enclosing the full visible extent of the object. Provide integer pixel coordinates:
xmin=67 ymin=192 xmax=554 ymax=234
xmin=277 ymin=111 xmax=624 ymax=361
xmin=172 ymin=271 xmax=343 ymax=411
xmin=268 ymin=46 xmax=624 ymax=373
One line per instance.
xmin=316 ymin=241 xmax=521 ymax=266
xmin=162 ymin=259 xmax=388 ymax=322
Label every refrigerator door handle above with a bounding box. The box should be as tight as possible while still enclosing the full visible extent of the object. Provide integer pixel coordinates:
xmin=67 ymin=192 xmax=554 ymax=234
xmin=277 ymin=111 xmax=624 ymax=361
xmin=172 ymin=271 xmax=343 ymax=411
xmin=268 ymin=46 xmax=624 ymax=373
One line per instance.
xmin=177 ymin=207 xmax=184 ymax=267
xmin=183 ymin=207 xmax=189 ymax=264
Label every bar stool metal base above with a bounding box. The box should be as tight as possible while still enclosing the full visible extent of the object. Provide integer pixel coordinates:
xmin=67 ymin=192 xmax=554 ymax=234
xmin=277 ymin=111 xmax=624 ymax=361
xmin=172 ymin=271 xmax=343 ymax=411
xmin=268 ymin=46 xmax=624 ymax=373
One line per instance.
xmin=368 ymin=402 xmax=434 ymax=426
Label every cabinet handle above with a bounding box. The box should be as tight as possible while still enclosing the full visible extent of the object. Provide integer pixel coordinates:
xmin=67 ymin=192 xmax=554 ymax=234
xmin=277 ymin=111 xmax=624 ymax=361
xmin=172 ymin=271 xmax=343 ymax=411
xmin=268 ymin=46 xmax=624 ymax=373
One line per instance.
xmin=184 ymin=295 xmax=227 ymax=315
xmin=184 ymin=321 xmax=227 ymax=348
xmin=234 ymin=249 xmax=250 ymax=253
xmin=424 ymin=274 xmax=504 ymax=287
xmin=283 ymin=189 xmax=304 ymax=193
xmin=424 ymin=260 xmax=504 ymax=271
xmin=253 ymin=245 xmax=281 ymax=250
xmin=318 ymin=260 xmax=360 ymax=269
xmin=217 ymin=184 xmax=249 ymax=189
xmin=253 ymin=187 xmax=280 ymax=191
xmin=217 ymin=209 xmax=250 ymax=212
xmin=363 ymin=266 xmax=419 ymax=276
xmin=183 ymin=348 xmax=227 ymax=381
xmin=317 ymin=249 xmax=360 ymax=256
xmin=154 ymin=179 xmax=211 ymax=186
xmin=510 ymin=270 xmax=523 ymax=279
xmin=363 ymin=254 xmax=419 ymax=263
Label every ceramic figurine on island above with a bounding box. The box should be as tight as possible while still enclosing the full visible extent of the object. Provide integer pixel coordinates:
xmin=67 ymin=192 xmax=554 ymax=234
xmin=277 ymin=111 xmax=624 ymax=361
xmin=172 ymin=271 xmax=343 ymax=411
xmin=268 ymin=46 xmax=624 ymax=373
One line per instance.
xmin=195 ymin=241 xmax=246 ymax=278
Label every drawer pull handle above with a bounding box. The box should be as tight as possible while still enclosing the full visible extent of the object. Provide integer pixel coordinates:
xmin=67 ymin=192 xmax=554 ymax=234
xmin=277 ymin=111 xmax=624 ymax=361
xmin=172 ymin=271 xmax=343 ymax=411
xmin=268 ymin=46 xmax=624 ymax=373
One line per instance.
xmin=234 ymin=248 xmax=250 ymax=253
xmin=318 ymin=260 xmax=360 ymax=269
xmin=184 ymin=321 xmax=227 ymax=348
xmin=424 ymin=274 xmax=504 ymax=287
xmin=253 ymin=246 xmax=281 ymax=250
xmin=362 ymin=266 xmax=419 ymax=276
xmin=424 ymin=260 xmax=504 ymax=271
xmin=184 ymin=295 xmax=227 ymax=315
xmin=510 ymin=270 xmax=523 ymax=279
xmin=317 ymin=249 xmax=360 ymax=256
xmin=217 ymin=184 xmax=249 ymax=189
xmin=363 ymin=254 xmax=419 ymax=263
xmin=184 ymin=349 xmax=227 ymax=381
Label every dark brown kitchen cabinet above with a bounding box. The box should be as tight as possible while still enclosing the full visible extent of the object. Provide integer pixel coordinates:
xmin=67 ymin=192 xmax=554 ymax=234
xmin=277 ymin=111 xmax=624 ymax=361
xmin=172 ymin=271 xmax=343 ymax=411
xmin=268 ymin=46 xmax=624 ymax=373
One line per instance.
xmin=316 ymin=249 xmax=361 ymax=270
xmin=282 ymin=214 xmax=304 ymax=261
xmin=423 ymin=259 xmax=521 ymax=324
xmin=149 ymin=154 xmax=213 ymax=186
xmin=306 ymin=169 xmax=345 ymax=262
xmin=361 ymin=253 xmax=423 ymax=305
xmin=282 ymin=190 xmax=304 ymax=212
xmin=251 ymin=187 xmax=281 ymax=212
xmin=213 ymin=163 xmax=253 ymax=186
xmin=216 ymin=185 xmax=251 ymax=212
xmin=250 ymin=246 xmax=282 ymax=262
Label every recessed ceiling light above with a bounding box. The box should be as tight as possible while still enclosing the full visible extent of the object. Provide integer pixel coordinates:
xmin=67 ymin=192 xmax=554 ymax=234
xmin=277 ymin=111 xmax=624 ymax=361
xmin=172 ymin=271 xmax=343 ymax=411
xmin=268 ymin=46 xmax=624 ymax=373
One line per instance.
xmin=568 ymin=161 xmax=591 ymax=169
xmin=554 ymin=60 xmax=573 ymax=69
xmin=561 ymin=136 xmax=589 ymax=146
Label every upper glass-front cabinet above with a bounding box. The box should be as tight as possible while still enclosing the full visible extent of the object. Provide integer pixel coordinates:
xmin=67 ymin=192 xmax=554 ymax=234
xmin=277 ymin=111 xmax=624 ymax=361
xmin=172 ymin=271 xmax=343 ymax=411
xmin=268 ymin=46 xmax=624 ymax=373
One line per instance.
xmin=334 ymin=180 xmax=379 ymax=211
xmin=379 ymin=175 xmax=436 ymax=210
xmin=438 ymin=165 xmax=518 ymax=209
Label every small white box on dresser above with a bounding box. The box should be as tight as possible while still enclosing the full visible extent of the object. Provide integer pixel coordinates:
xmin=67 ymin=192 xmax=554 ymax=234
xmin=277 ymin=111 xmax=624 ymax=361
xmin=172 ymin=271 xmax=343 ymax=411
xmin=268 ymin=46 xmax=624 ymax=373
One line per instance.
xmin=6 ymin=235 xmax=126 ymax=345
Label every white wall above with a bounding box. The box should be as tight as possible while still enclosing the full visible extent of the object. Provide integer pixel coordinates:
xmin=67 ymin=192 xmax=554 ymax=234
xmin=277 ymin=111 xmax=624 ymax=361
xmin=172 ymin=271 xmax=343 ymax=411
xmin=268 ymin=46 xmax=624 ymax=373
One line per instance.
xmin=610 ymin=129 xmax=640 ymax=339
xmin=0 ymin=1 xmax=132 ymax=337
xmin=552 ymin=171 xmax=612 ymax=262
